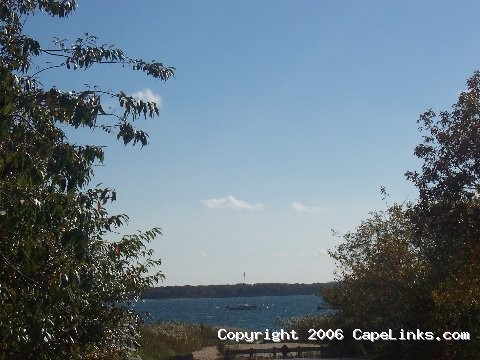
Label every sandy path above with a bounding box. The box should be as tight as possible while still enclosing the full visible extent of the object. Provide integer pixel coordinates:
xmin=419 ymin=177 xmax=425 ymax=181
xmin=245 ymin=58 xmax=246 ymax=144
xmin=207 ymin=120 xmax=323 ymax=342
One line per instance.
xmin=192 ymin=345 xmax=220 ymax=359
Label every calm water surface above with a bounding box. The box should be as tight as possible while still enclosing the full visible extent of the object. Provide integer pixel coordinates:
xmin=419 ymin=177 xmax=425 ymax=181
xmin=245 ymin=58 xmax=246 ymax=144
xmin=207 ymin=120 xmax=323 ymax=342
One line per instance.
xmin=134 ymin=295 xmax=329 ymax=331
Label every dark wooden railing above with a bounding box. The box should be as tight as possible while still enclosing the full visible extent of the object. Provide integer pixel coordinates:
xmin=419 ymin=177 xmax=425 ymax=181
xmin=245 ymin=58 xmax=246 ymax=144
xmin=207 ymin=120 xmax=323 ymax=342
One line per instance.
xmin=224 ymin=344 xmax=326 ymax=359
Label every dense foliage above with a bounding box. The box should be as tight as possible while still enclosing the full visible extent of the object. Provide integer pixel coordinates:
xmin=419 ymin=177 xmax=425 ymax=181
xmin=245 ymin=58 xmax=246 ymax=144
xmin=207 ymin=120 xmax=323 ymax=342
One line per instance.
xmin=0 ymin=1 xmax=173 ymax=359
xmin=326 ymin=73 xmax=480 ymax=359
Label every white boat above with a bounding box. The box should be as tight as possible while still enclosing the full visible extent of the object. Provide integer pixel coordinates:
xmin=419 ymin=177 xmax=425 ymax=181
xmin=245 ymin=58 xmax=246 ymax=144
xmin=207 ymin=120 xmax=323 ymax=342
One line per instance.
xmin=226 ymin=303 xmax=259 ymax=310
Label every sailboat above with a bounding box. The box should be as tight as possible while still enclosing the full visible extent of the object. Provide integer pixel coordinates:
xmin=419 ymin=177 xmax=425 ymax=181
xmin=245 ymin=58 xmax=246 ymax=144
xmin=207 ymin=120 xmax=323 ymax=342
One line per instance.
xmin=225 ymin=272 xmax=260 ymax=310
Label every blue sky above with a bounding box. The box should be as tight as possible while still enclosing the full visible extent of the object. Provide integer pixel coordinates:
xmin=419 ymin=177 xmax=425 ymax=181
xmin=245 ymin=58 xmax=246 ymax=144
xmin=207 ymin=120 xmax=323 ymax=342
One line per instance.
xmin=26 ymin=1 xmax=480 ymax=285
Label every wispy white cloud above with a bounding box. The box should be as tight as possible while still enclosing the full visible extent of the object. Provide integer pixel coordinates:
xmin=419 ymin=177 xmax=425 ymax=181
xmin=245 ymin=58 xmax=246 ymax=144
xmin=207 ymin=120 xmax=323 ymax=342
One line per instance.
xmin=200 ymin=250 xmax=208 ymax=258
xmin=131 ymin=88 xmax=162 ymax=108
xmin=202 ymin=195 xmax=264 ymax=211
xmin=291 ymin=201 xmax=326 ymax=213
xmin=272 ymin=248 xmax=329 ymax=258
xmin=272 ymin=251 xmax=292 ymax=258
xmin=312 ymin=248 xmax=329 ymax=257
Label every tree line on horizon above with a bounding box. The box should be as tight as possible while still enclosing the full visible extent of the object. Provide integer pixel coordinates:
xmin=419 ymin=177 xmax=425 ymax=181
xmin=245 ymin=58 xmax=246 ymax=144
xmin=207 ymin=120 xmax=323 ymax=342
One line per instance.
xmin=142 ymin=282 xmax=333 ymax=299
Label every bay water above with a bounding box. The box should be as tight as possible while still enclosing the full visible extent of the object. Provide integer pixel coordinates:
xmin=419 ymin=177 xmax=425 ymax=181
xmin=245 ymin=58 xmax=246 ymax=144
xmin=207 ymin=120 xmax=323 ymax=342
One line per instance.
xmin=134 ymin=294 xmax=329 ymax=331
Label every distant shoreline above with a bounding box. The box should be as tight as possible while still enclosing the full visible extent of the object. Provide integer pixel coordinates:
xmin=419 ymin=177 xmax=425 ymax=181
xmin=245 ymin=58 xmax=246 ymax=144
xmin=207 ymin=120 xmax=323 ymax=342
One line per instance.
xmin=142 ymin=282 xmax=336 ymax=299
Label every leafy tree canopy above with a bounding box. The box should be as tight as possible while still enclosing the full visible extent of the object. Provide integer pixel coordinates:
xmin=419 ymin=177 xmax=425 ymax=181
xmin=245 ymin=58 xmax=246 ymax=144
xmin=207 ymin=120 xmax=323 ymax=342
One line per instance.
xmin=326 ymin=72 xmax=480 ymax=359
xmin=0 ymin=1 xmax=174 ymax=359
